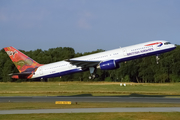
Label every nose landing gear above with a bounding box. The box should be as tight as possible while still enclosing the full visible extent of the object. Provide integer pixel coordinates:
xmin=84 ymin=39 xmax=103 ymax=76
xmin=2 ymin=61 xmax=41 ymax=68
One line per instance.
xmin=156 ymin=54 xmax=160 ymax=64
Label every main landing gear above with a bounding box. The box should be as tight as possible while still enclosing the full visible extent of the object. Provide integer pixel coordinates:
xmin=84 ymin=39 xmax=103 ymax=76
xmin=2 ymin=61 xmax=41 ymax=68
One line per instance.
xmin=88 ymin=67 xmax=99 ymax=79
xmin=89 ymin=74 xmax=99 ymax=80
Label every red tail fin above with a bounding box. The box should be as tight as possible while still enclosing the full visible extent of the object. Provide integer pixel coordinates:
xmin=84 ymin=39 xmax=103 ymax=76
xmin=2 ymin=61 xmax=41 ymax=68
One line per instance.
xmin=4 ymin=46 xmax=42 ymax=73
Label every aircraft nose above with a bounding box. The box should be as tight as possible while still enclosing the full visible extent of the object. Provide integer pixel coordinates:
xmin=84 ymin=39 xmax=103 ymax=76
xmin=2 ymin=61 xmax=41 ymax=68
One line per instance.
xmin=174 ymin=44 xmax=177 ymax=47
xmin=173 ymin=44 xmax=177 ymax=49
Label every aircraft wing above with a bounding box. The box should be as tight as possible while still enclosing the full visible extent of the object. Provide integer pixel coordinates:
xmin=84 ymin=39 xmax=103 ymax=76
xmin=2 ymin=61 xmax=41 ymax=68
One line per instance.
xmin=66 ymin=59 xmax=100 ymax=68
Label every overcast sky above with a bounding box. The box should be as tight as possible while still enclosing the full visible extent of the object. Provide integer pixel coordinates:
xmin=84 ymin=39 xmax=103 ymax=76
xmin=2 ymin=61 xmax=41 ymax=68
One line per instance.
xmin=1 ymin=0 xmax=180 ymax=53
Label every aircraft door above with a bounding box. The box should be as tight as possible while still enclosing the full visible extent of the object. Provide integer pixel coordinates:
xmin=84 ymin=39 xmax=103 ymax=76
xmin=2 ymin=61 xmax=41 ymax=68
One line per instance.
xmin=156 ymin=42 xmax=163 ymax=49
xmin=122 ymin=48 xmax=127 ymax=56
xmin=156 ymin=45 xmax=161 ymax=49
xmin=38 ymin=67 xmax=43 ymax=75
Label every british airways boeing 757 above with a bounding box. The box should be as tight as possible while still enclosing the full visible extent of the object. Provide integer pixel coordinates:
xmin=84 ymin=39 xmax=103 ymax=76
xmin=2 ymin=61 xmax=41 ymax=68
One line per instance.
xmin=4 ymin=40 xmax=176 ymax=80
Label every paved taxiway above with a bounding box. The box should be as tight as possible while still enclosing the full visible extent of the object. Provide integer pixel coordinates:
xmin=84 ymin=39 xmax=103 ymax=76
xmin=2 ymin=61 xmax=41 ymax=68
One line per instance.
xmin=1 ymin=107 xmax=180 ymax=114
xmin=0 ymin=96 xmax=180 ymax=103
xmin=1 ymin=96 xmax=180 ymax=114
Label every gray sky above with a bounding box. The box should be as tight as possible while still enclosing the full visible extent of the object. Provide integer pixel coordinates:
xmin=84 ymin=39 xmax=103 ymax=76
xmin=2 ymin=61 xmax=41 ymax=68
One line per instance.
xmin=1 ymin=0 xmax=180 ymax=53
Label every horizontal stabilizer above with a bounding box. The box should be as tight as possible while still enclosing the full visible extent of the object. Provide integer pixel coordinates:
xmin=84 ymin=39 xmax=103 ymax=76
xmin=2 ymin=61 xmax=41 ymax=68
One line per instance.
xmin=9 ymin=72 xmax=32 ymax=76
xmin=9 ymin=72 xmax=33 ymax=79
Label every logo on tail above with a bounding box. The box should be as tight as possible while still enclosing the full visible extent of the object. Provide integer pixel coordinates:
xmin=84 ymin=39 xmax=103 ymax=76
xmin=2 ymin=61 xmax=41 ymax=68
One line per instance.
xmin=6 ymin=50 xmax=18 ymax=58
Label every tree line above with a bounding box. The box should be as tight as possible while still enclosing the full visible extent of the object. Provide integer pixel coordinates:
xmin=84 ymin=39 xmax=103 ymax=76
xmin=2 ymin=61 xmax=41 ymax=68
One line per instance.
xmin=0 ymin=45 xmax=180 ymax=83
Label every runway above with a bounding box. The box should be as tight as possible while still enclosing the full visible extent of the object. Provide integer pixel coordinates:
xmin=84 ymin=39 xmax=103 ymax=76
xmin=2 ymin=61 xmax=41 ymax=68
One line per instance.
xmin=0 ymin=96 xmax=180 ymax=103
xmin=0 ymin=107 xmax=180 ymax=114
xmin=1 ymin=96 xmax=180 ymax=114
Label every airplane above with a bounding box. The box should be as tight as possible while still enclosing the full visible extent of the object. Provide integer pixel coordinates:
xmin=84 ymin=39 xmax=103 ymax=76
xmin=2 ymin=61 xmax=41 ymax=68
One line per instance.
xmin=4 ymin=40 xmax=176 ymax=80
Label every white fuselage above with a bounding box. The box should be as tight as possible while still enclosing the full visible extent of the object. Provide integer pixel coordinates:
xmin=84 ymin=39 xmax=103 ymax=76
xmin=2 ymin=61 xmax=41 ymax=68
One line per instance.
xmin=32 ymin=40 xmax=176 ymax=79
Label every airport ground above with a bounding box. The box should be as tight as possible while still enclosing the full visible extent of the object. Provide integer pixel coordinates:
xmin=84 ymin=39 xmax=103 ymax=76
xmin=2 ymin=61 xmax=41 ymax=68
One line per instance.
xmin=0 ymin=82 xmax=180 ymax=120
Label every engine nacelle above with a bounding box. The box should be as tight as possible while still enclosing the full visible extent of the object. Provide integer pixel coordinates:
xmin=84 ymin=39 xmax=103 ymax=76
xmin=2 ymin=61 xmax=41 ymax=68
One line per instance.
xmin=99 ymin=60 xmax=119 ymax=70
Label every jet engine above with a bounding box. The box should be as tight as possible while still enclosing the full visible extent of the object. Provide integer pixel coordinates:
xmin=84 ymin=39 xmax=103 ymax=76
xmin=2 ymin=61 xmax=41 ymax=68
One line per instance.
xmin=98 ymin=60 xmax=119 ymax=70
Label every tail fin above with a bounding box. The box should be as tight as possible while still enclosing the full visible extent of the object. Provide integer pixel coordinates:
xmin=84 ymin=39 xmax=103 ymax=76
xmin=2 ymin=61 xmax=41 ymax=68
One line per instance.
xmin=4 ymin=46 xmax=42 ymax=73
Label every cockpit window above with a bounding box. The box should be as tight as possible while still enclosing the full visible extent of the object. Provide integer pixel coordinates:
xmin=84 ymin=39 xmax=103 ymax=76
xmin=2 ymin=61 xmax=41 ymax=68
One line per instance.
xmin=164 ymin=42 xmax=171 ymax=45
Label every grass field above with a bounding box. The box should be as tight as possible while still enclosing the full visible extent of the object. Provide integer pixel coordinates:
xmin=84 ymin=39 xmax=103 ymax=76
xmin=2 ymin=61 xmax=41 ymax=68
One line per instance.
xmin=0 ymin=82 xmax=180 ymax=96
xmin=0 ymin=112 xmax=180 ymax=120
xmin=0 ymin=82 xmax=180 ymax=119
